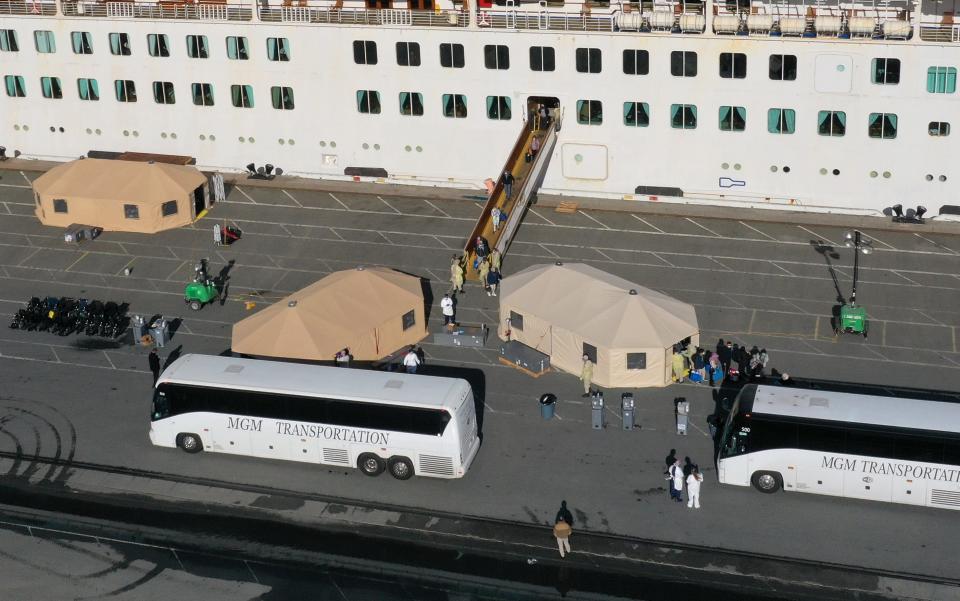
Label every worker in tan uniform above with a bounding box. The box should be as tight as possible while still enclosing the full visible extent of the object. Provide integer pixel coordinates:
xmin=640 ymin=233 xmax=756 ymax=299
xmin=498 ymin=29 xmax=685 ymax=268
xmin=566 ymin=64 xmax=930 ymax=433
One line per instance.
xmin=580 ymin=355 xmax=594 ymax=398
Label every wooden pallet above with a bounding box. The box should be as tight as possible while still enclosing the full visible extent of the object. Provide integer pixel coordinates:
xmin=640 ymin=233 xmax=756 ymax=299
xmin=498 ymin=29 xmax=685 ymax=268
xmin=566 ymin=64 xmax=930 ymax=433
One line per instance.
xmin=555 ymin=201 xmax=579 ymax=214
xmin=498 ymin=356 xmax=551 ymax=378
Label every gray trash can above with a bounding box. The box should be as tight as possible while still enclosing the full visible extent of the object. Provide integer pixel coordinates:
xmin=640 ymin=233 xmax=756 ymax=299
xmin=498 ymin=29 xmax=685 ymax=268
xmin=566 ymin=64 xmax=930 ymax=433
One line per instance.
xmin=150 ymin=318 xmax=169 ymax=348
xmin=621 ymin=392 xmax=635 ymax=430
xmin=539 ymin=393 xmax=557 ymax=420
xmin=131 ymin=314 xmax=147 ymax=340
xmin=591 ymin=392 xmax=604 ymax=429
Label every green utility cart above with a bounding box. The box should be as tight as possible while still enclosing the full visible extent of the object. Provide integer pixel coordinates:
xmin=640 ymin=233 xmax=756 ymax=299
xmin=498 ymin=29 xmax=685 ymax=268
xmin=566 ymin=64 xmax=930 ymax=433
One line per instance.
xmin=184 ymin=259 xmax=219 ymax=311
xmin=837 ymin=304 xmax=868 ymax=338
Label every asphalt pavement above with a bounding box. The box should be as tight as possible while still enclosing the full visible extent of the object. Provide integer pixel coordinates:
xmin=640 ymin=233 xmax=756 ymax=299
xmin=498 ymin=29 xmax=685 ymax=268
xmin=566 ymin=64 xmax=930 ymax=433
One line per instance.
xmin=0 ymin=168 xmax=959 ymax=598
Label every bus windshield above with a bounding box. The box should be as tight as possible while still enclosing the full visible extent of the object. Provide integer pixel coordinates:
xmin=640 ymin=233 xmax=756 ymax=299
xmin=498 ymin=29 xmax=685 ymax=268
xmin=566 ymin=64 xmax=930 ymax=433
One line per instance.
xmin=720 ymin=385 xmax=756 ymax=458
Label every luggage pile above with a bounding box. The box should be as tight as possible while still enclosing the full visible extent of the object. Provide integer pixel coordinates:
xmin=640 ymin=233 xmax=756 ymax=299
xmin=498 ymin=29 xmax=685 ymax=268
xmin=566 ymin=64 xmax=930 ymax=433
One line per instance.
xmin=9 ymin=297 xmax=129 ymax=338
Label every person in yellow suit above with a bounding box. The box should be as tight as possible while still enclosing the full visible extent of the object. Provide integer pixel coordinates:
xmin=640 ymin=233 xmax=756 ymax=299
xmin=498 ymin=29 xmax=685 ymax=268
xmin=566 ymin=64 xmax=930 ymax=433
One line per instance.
xmin=580 ymin=355 xmax=594 ymax=397
xmin=450 ymin=255 xmax=464 ymax=294
xmin=672 ymin=351 xmax=687 ymax=383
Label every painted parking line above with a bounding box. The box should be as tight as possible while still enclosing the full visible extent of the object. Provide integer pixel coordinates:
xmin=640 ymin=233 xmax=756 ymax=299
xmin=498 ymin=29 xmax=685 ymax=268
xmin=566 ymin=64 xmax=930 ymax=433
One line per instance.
xmin=914 ymin=233 xmax=957 ymax=255
xmin=327 ymin=192 xmax=351 ymax=211
xmin=421 ymin=198 xmax=452 ymax=218
xmin=578 ymin=210 xmax=611 ymax=229
xmin=738 ymin=221 xmax=778 ymax=241
xmin=796 ymin=225 xmax=839 ymax=247
xmin=0 ymin=183 xmax=30 ymax=190
xmin=632 ymin=214 xmax=665 ymax=233
xmin=19 ymin=171 xmax=33 ymax=186
xmin=686 ymin=218 xmax=721 ymax=237
xmin=377 ymin=196 xmax=402 ymax=215
xmin=281 ymin=190 xmax=304 ymax=208
xmin=233 ymin=186 xmax=259 ymax=205
xmin=528 ymin=208 xmax=556 ymax=226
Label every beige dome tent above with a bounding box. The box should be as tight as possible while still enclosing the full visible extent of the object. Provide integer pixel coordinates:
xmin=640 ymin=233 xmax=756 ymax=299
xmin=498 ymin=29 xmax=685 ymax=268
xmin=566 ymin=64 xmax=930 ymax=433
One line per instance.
xmin=33 ymin=158 xmax=208 ymax=234
xmin=498 ymin=263 xmax=699 ymax=388
xmin=232 ymin=267 xmax=427 ymax=362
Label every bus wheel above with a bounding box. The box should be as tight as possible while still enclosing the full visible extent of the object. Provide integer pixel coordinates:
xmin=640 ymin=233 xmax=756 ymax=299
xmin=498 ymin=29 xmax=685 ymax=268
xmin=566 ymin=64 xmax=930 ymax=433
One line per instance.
xmin=177 ymin=433 xmax=203 ymax=454
xmin=388 ymin=456 xmax=414 ymax=480
xmin=751 ymin=471 xmax=781 ymax=494
xmin=358 ymin=453 xmax=385 ymax=477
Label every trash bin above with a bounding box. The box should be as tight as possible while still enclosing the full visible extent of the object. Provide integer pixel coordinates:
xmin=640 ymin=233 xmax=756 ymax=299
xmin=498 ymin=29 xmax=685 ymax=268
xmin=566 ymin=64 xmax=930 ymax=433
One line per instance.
xmin=150 ymin=317 xmax=169 ymax=348
xmin=591 ymin=392 xmax=604 ymax=430
xmin=539 ymin=393 xmax=557 ymax=420
xmin=621 ymin=392 xmax=635 ymax=431
xmin=131 ymin=314 xmax=147 ymax=340
xmin=676 ymin=398 xmax=690 ymax=436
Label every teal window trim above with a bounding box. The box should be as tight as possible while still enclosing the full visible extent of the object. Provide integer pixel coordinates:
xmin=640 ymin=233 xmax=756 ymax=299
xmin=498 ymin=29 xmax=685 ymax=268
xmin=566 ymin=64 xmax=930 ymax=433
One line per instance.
xmin=34 ymin=31 xmax=56 ymax=54
xmin=623 ymin=101 xmax=649 ymax=127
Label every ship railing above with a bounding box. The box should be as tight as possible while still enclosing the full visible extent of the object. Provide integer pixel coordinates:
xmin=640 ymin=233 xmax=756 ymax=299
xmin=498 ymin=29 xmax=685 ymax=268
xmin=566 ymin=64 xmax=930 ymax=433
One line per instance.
xmin=0 ymin=0 xmax=58 ymax=15
xmin=61 ymin=1 xmax=253 ymax=21
xmin=480 ymin=7 xmax=616 ymax=30
xmin=919 ymin=21 xmax=960 ymax=42
xmin=711 ymin=0 xmax=911 ymax=38
xmin=257 ymin=5 xmax=467 ymax=26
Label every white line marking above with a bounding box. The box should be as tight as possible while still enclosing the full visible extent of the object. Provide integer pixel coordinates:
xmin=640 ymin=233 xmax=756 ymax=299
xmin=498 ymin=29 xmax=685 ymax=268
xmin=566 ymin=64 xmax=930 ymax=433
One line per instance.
xmin=892 ymin=271 xmax=920 ymax=285
xmin=378 ymin=231 xmax=393 ymax=244
xmin=0 ymin=183 xmax=30 ymax=189
xmin=528 ymin=208 xmax=556 ymax=226
xmin=432 ymin=235 xmax=451 ymax=249
xmin=327 ymin=228 xmax=346 ymax=241
xmin=538 ymin=244 xmax=560 ymax=258
xmin=865 ymin=233 xmax=896 ymax=250
xmin=421 ymin=198 xmax=451 ymax=218
xmin=234 ymin=186 xmax=258 ymax=204
xmin=915 ymin=310 xmax=945 ymax=326
xmin=797 ymin=225 xmax=838 ymax=247
xmin=16 ymin=247 xmax=41 ymax=267
xmin=102 ymin=351 xmax=116 ymax=370
xmin=632 ymin=214 xmax=665 ymax=233
xmin=594 ymin=248 xmax=614 ymax=261
xmin=377 ymin=195 xmax=401 ymax=214
xmin=649 ymin=252 xmax=674 ymax=267
xmin=578 ymin=211 xmax=610 ymax=229
xmin=771 ymin=262 xmax=795 ymax=276
xmin=19 ymin=171 xmax=32 ymax=186
xmin=281 ymin=189 xmax=304 ymax=208
xmin=49 ymin=347 xmax=61 ymax=363
xmin=327 ymin=192 xmax=350 ymax=211
xmin=738 ymin=221 xmax=778 ymax=241
xmin=64 ymin=252 xmax=88 ymax=272
xmin=914 ymin=233 xmax=957 ymax=255
xmin=686 ymin=218 xmax=721 ymax=237
xmin=244 ymin=560 xmax=261 ymax=585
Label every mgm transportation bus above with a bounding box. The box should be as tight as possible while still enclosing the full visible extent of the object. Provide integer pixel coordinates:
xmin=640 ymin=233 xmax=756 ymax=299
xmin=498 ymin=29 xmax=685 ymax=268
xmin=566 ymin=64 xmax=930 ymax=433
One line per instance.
xmin=719 ymin=383 xmax=960 ymax=510
xmin=150 ymin=354 xmax=480 ymax=480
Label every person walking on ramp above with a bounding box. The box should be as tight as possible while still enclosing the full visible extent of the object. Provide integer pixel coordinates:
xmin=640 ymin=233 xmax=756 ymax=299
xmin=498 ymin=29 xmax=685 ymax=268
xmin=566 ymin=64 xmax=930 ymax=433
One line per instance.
xmin=553 ymin=516 xmax=572 ymax=558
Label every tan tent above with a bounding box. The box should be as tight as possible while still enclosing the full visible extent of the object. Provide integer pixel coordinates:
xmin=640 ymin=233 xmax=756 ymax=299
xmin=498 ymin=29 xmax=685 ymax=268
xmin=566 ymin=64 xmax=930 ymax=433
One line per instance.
xmin=498 ymin=263 xmax=699 ymax=388
xmin=33 ymin=158 xmax=208 ymax=233
xmin=232 ymin=267 xmax=427 ymax=362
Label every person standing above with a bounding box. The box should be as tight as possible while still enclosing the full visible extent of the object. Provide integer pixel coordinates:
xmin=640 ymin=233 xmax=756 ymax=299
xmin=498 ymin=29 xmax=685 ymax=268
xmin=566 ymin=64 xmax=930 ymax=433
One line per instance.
xmin=670 ymin=458 xmax=684 ymax=503
xmin=490 ymin=248 xmax=502 ymax=272
xmin=450 ymin=255 xmax=465 ymax=294
xmin=539 ymin=104 xmax=549 ymax=130
xmin=664 ymin=448 xmax=677 ymax=470
xmin=501 ymin=170 xmax=514 ymax=200
xmin=580 ymin=355 xmax=594 ymax=398
xmin=719 ymin=341 xmax=733 ymax=379
xmin=491 ymin=206 xmax=503 ymax=232
xmin=474 ymin=236 xmax=490 ymax=272
xmin=686 ymin=467 xmax=703 ymax=509
xmin=530 ymin=135 xmax=541 ymax=157
xmin=553 ymin=517 xmax=572 ymax=559
xmin=148 ymin=348 xmax=161 ymax=384
xmin=212 ymin=224 xmax=222 ymax=246
xmin=478 ymin=257 xmax=490 ymax=287
xmin=486 ymin=267 xmax=501 ymax=297
xmin=402 ymin=347 xmax=421 ymax=374
xmin=440 ymin=294 xmax=455 ymax=326
xmin=671 ymin=350 xmax=686 ymax=383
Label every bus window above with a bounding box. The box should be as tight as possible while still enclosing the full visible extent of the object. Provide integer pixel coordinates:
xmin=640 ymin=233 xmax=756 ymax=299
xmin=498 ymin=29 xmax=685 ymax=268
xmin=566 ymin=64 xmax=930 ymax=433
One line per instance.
xmin=152 ymin=389 xmax=171 ymax=421
xmin=895 ymin=435 xmax=943 ymax=463
xmin=846 ymin=429 xmax=894 ymax=458
xmin=797 ymin=424 xmax=846 ymax=453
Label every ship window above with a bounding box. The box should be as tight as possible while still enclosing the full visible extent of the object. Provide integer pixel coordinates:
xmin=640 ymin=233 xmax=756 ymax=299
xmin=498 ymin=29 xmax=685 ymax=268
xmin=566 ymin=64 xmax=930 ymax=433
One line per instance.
xmin=226 ymin=36 xmax=249 ymax=60
xmin=186 ymin=34 xmax=209 ymax=59
xmin=114 ymin=79 xmax=137 ymax=102
xmin=4 ymin=75 xmax=26 ymax=98
xmin=623 ymin=49 xmax=648 ymax=75
xmin=439 ymin=43 xmax=464 ymax=68
xmin=670 ymin=104 xmax=697 ymax=129
xmin=576 ymin=47 xmax=601 ymax=73
xmin=484 ymin=44 xmax=509 ymax=70
xmin=231 ymin=84 xmax=254 ymax=108
xmin=191 ymin=82 xmax=215 ymax=106
xmin=871 ymin=58 xmax=899 ymax=85
xmin=623 ymin=101 xmax=649 ymax=127
xmin=0 ymin=29 xmax=18 ymax=52
xmin=767 ymin=108 xmax=796 ymax=134
xmin=77 ymin=78 xmax=99 ymax=101
xmin=817 ymin=110 xmax=846 ymax=136
xmin=530 ymin=46 xmax=555 ymax=72
xmin=148 ymin=34 xmax=169 ymax=57
xmin=670 ymin=51 xmax=696 ymax=77
xmin=53 ymin=199 xmax=68 ymax=213
xmin=161 ymin=200 xmax=178 ymax=216
xmin=356 ymin=90 xmax=381 ymax=114
xmin=109 ymin=33 xmax=131 ymax=56
xmin=486 ymin=96 xmax=511 ymax=120
xmin=719 ymin=52 xmax=746 ymax=79
xmin=267 ymin=37 xmax=290 ymax=62
xmin=41 ymin=76 xmax=62 ymax=99
xmin=124 ymin=204 xmax=140 ymax=220
xmin=153 ymin=81 xmax=176 ymax=105
xmin=71 ymin=31 xmax=93 ymax=55
xmin=769 ymin=54 xmax=797 ymax=81
xmin=271 ymin=86 xmax=295 ymax=110
xmin=929 ymin=121 xmax=950 ymax=137
xmin=442 ymin=93 xmax=468 ymax=118
xmin=34 ymin=31 xmax=56 ymax=54
xmin=396 ymin=42 xmax=421 ymax=67
xmin=399 ymin=92 xmax=424 ymax=116
xmin=719 ymin=106 xmax=746 ymax=131
xmin=353 ymin=40 xmax=377 ymax=65
xmin=576 ymin=100 xmax=603 ymax=125
xmin=926 ymin=66 xmax=957 ymax=93
xmin=868 ymin=112 xmax=897 ymax=139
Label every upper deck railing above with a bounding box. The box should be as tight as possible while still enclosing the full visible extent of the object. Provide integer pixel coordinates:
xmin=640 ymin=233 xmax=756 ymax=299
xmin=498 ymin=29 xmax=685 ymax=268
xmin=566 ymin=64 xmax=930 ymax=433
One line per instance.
xmin=2 ymin=0 xmax=954 ymax=43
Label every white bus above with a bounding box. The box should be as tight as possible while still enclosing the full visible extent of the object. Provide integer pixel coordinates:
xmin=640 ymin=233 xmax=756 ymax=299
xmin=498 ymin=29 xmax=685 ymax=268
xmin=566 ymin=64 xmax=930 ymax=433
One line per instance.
xmin=150 ymin=354 xmax=481 ymax=480
xmin=718 ymin=383 xmax=960 ymax=510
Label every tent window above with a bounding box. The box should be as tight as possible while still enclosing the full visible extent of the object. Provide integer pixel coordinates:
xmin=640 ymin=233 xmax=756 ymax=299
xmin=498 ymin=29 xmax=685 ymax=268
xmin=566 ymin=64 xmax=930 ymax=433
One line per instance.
xmin=53 ymin=198 xmax=68 ymax=213
xmin=509 ymin=311 xmax=524 ymax=331
xmin=402 ymin=309 xmax=416 ymax=330
xmin=583 ymin=343 xmax=597 ymax=364
xmin=627 ymin=352 xmax=647 ymax=370
xmin=161 ymin=200 xmax=178 ymax=216
xmin=124 ymin=204 xmax=139 ymax=219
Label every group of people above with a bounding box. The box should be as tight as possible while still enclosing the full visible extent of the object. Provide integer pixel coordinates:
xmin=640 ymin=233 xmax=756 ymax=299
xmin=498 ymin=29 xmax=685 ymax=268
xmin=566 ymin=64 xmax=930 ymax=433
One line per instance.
xmin=665 ymin=449 xmax=704 ymax=509
xmin=450 ymin=241 xmax=503 ymax=300
xmin=671 ymin=339 xmax=770 ymax=386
